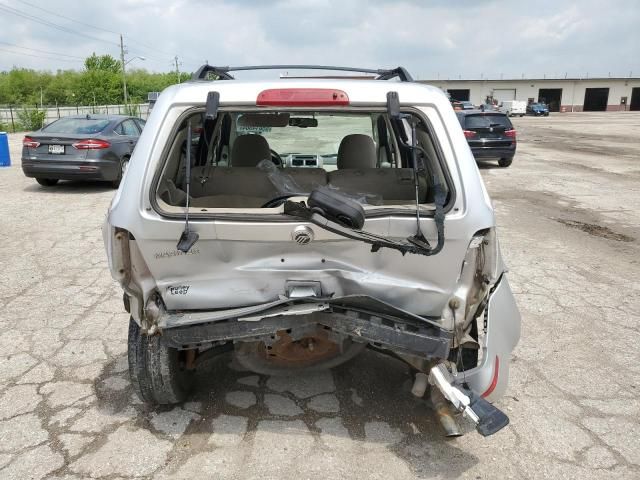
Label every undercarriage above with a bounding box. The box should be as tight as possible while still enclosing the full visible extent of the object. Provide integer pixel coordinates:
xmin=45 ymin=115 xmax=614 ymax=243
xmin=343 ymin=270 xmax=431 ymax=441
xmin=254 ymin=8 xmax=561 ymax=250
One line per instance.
xmin=127 ymin=290 xmax=509 ymax=437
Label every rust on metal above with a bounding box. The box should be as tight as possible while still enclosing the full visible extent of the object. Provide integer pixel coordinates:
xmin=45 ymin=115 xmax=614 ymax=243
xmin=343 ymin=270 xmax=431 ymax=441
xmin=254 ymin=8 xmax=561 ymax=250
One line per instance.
xmin=262 ymin=328 xmax=339 ymax=367
xmin=185 ymin=349 xmax=197 ymax=370
xmin=430 ymin=387 xmax=462 ymax=437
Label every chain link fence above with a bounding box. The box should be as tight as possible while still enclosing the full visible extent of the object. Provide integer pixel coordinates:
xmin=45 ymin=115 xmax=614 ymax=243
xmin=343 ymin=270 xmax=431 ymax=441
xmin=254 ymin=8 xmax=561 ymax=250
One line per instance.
xmin=0 ymin=103 xmax=151 ymax=132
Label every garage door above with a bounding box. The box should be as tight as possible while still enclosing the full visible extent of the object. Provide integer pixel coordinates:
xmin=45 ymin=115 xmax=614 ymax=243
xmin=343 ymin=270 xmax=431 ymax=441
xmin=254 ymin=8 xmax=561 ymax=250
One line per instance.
xmin=447 ymin=89 xmax=470 ymax=101
xmin=493 ymin=89 xmax=516 ymax=104
xmin=583 ymin=88 xmax=609 ymax=111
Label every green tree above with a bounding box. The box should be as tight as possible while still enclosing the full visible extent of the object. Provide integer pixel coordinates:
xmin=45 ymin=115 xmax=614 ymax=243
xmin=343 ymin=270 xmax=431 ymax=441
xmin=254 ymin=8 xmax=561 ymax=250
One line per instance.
xmin=17 ymin=107 xmax=45 ymax=130
xmin=0 ymin=53 xmax=190 ymax=107
xmin=84 ymin=53 xmax=121 ymax=73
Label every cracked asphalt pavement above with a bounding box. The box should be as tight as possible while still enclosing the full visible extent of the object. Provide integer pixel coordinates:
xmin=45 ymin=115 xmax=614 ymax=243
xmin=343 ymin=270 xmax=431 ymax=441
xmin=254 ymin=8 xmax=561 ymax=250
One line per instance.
xmin=0 ymin=112 xmax=639 ymax=479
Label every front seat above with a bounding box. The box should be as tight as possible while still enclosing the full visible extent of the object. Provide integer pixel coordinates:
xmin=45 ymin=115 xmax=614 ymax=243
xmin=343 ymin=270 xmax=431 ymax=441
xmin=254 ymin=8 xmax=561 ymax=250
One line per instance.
xmin=231 ymin=134 xmax=271 ymax=167
xmin=329 ymin=133 xmax=426 ymax=204
xmin=336 ymin=134 xmax=377 ymax=169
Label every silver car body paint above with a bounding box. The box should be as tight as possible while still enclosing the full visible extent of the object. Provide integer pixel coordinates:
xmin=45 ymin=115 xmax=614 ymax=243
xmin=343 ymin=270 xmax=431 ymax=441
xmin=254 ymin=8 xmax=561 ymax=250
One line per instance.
xmin=103 ymin=78 xmax=520 ymax=399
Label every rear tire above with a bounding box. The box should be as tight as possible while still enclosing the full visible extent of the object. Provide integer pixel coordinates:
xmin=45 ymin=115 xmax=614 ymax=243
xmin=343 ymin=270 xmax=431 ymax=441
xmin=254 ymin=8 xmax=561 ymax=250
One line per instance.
xmin=498 ymin=158 xmax=513 ymax=168
xmin=36 ymin=178 xmax=58 ymax=186
xmin=128 ymin=318 xmax=193 ymax=405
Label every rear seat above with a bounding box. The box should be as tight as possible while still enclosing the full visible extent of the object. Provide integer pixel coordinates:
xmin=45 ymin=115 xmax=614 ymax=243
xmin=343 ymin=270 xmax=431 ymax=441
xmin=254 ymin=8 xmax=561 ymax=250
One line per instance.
xmin=285 ymin=168 xmax=327 ymax=192
xmin=328 ymin=168 xmax=424 ymax=204
xmin=327 ymin=134 xmax=427 ymax=204
xmin=189 ymin=166 xmax=330 ymax=207
xmin=187 ymin=135 xmax=329 ymax=207
xmin=190 ymin=165 xmax=277 ymax=196
xmin=187 ymin=135 xmax=278 ymax=207
xmin=182 ymin=134 xmax=426 ymax=208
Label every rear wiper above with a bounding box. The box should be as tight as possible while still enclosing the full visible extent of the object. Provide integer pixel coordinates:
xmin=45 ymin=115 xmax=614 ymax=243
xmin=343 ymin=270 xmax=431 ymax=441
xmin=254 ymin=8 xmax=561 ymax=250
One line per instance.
xmin=283 ymin=190 xmax=440 ymax=257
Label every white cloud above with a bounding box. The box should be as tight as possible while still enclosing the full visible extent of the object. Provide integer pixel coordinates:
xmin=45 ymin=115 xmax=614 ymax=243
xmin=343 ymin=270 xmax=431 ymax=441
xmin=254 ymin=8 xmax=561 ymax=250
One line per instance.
xmin=0 ymin=0 xmax=638 ymax=79
xmin=520 ymin=6 xmax=589 ymax=43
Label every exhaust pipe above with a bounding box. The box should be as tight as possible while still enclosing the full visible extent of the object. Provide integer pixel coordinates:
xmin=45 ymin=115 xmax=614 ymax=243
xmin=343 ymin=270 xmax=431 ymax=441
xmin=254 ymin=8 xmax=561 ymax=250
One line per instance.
xmin=430 ymin=388 xmax=463 ymax=437
xmin=411 ymin=371 xmax=462 ymax=437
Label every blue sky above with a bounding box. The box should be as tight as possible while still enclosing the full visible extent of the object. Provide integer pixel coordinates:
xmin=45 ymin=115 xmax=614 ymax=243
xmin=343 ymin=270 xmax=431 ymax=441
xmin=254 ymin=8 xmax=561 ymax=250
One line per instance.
xmin=1 ymin=0 xmax=639 ymax=79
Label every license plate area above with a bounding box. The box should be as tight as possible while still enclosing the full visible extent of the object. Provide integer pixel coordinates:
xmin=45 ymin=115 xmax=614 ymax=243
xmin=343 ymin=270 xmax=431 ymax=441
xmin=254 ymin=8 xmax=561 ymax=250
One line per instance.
xmin=48 ymin=144 xmax=65 ymax=154
xmin=479 ymin=132 xmax=500 ymax=139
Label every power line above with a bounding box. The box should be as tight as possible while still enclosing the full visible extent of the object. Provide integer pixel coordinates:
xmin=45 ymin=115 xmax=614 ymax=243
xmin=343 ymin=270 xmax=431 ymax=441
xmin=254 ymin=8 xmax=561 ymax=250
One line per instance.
xmin=0 ymin=3 xmax=198 ymax=72
xmin=0 ymin=40 xmax=85 ymax=59
xmin=0 ymin=3 xmax=119 ymax=47
xmin=0 ymin=47 xmax=82 ymax=63
xmin=12 ymin=0 xmax=198 ymax=63
xmin=126 ymin=49 xmax=171 ymax=64
xmin=126 ymin=40 xmax=201 ymax=64
xmin=112 ymin=35 xmax=201 ymax=64
xmin=3 ymin=1 xmax=203 ymax=68
xmin=125 ymin=39 xmax=176 ymax=59
xmin=13 ymin=0 xmax=119 ymax=35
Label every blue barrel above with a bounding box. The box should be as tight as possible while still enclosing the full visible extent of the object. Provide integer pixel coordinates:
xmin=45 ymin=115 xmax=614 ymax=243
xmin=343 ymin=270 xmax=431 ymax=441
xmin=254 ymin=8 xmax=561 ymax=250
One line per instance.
xmin=0 ymin=132 xmax=10 ymax=167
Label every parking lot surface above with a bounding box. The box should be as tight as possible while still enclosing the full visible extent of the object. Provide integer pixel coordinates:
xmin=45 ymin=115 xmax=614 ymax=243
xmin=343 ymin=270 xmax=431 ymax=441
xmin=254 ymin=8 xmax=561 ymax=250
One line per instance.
xmin=1 ymin=112 xmax=639 ymax=479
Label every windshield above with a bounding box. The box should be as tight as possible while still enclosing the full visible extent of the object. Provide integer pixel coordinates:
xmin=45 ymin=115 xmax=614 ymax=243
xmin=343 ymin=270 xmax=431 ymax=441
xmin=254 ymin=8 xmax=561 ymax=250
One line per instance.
xmin=254 ymin=115 xmax=373 ymax=156
xmin=42 ymin=117 xmax=110 ymax=134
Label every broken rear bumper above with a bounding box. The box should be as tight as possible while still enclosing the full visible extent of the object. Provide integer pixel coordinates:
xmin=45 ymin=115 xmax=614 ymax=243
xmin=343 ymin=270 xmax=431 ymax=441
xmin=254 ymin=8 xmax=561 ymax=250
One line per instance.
xmin=458 ymin=275 xmax=521 ymax=401
xmin=151 ymin=276 xmax=520 ymax=402
xmin=158 ymin=295 xmax=453 ymax=360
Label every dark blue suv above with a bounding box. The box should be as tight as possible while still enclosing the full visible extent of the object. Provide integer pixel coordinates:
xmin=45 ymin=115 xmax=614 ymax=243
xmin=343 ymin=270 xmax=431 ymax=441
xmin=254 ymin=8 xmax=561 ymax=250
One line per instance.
xmin=526 ymin=103 xmax=549 ymax=116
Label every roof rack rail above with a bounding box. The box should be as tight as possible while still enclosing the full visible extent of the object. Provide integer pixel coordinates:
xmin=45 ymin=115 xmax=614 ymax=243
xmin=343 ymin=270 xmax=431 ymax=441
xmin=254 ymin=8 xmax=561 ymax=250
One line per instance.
xmin=191 ymin=64 xmax=413 ymax=82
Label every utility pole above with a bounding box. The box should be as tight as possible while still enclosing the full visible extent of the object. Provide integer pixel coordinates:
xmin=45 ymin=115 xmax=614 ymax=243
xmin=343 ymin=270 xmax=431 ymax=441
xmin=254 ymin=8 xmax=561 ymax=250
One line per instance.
xmin=120 ymin=34 xmax=129 ymax=114
xmin=174 ymin=55 xmax=181 ymax=83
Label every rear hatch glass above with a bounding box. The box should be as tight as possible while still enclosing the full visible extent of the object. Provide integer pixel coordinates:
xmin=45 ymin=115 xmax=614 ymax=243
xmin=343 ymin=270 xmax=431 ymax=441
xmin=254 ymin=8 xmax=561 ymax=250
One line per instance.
xmin=155 ymin=108 xmax=452 ymax=211
xmin=42 ymin=118 xmax=110 ymax=135
xmin=461 ymin=114 xmax=512 ymax=130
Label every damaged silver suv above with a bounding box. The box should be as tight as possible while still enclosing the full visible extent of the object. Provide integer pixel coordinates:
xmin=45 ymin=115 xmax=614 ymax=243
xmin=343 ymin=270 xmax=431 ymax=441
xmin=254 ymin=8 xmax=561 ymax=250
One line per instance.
xmin=103 ymin=65 xmax=520 ymax=437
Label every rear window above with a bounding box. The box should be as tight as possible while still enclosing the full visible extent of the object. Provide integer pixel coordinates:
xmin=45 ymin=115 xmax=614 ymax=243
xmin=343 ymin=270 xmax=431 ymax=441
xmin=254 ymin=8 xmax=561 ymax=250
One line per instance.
xmin=42 ymin=117 xmax=110 ymax=134
xmin=461 ymin=114 xmax=512 ymax=129
xmin=155 ymin=108 xmax=451 ymax=211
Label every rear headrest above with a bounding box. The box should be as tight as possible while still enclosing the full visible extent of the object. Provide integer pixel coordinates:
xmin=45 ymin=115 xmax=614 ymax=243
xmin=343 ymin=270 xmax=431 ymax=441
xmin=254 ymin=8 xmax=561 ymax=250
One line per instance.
xmin=231 ymin=134 xmax=271 ymax=167
xmin=337 ymin=134 xmax=377 ymax=169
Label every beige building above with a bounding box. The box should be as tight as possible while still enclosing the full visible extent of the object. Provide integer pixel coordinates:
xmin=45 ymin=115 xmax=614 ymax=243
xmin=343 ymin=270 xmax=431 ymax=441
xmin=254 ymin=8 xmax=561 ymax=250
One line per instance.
xmin=420 ymin=77 xmax=640 ymax=112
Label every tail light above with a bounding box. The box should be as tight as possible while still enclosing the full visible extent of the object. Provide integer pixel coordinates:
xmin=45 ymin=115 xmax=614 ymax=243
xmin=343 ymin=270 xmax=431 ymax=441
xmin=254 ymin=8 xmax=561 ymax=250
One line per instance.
xmin=72 ymin=139 xmax=111 ymax=150
xmin=257 ymin=88 xmax=349 ymax=106
xmin=504 ymin=129 xmax=516 ymax=138
xmin=23 ymin=136 xmax=40 ymax=148
xmin=463 ymin=130 xmax=476 ymax=138
xmin=482 ymin=356 xmax=500 ymax=398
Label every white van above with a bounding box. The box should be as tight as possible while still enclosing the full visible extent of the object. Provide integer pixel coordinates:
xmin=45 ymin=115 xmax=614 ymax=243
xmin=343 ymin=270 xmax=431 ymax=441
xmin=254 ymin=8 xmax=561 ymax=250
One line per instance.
xmin=500 ymin=100 xmax=526 ymax=117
